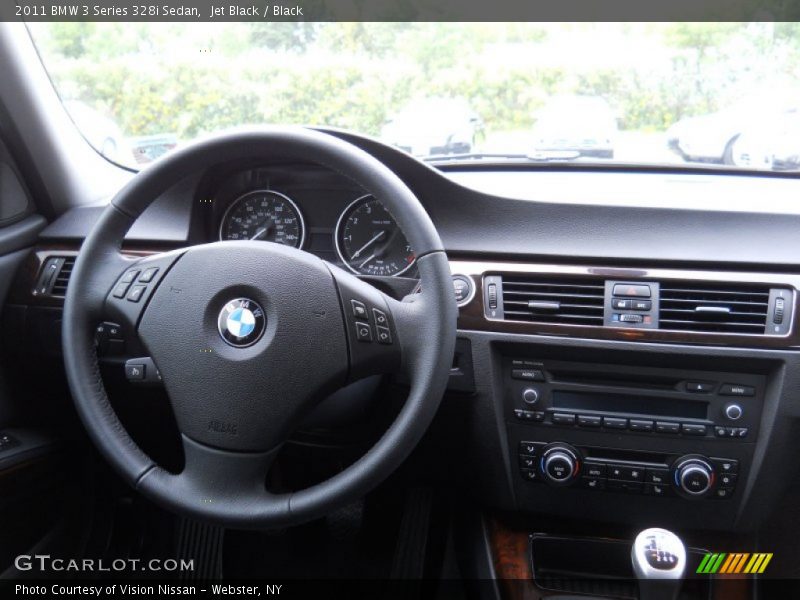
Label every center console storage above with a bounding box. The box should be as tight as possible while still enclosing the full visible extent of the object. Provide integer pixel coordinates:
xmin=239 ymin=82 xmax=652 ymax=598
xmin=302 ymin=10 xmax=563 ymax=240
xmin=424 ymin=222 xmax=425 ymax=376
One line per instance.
xmin=530 ymin=534 xmax=712 ymax=599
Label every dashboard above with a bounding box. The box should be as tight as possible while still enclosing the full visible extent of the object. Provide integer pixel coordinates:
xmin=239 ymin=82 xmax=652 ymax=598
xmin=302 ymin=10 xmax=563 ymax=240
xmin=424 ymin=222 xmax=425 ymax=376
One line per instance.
xmin=10 ymin=129 xmax=800 ymax=539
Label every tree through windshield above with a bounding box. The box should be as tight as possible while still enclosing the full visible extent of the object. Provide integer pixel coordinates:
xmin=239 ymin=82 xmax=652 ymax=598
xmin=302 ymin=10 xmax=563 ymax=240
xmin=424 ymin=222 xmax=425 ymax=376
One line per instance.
xmin=28 ymin=22 xmax=800 ymax=171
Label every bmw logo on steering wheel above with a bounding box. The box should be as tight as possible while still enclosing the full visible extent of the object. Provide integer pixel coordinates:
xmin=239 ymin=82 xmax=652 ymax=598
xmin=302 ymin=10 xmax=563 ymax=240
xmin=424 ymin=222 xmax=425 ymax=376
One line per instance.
xmin=218 ymin=298 xmax=266 ymax=347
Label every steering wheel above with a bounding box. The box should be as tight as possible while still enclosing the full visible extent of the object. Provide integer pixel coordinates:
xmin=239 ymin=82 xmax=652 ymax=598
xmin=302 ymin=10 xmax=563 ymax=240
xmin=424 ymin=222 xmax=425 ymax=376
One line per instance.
xmin=62 ymin=128 xmax=457 ymax=528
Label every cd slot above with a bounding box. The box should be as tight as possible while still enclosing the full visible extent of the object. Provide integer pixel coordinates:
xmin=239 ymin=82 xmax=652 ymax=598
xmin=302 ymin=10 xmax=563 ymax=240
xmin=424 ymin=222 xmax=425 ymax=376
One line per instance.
xmin=547 ymin=368 xmax=682 ymax=390
xmin=552 ymin=390 xmax=708 ymax=420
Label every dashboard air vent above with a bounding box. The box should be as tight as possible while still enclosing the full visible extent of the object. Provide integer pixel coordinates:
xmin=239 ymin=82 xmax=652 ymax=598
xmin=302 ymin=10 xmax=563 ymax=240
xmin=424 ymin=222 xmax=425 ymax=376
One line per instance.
xmin=659 ymin=282 xmax=770 ymax=334
xmin=33 ymin=256 xmax=76 ymax=298
xmin=502 ymin=275 xmax=605 ymax=326
xmin=50 ymin=257 xmax=76 ymax=296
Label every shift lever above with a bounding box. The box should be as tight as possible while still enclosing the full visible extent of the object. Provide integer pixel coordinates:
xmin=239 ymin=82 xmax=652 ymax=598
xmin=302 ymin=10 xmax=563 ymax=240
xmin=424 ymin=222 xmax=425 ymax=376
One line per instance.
xmin=631 ymin=527 xmax=687 ymax=600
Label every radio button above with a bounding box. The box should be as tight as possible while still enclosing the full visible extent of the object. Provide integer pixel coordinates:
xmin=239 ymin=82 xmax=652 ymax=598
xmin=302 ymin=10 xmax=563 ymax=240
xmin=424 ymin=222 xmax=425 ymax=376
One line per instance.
xmin=552 ymin=413 xmax=576 ymax=425
xmin=686 ymin=381 xmax=715 ymax=393
xmin=719 ymin=384 xmax=755 ymax=397
xmin=583 ymin=462 xmax=607 ymax=478
xmin=715 ymin=426 xmax=743 ymax=437
xmin=646 ymin=468 xmax=670 ymax=485
xmin=681 ymin=424 xmax=707 ymax=436
xmin=514 ymin=409 xmax=532 ymax=421
xmin=603 ymin=417 xmax=628 ymax=429
xmin=629 ymin=419 xmax=654 ymax=432
xmin=581 ymin=477 xmax=606 ymax=490
xmin=577 ymin=415 xmax=602 ymax=428
xmin=512 ymin=368 xmax=545 ymax=381
xmin=655 ymin=421 xmax=680 ymax=434
xmin=514 ymin=409 xmax=545 ymax=422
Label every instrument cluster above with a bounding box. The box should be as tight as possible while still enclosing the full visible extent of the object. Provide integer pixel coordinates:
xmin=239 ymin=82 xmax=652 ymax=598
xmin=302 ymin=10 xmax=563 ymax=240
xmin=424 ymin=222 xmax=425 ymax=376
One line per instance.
xmin=211 ymin=167 xmax=416 ymax=277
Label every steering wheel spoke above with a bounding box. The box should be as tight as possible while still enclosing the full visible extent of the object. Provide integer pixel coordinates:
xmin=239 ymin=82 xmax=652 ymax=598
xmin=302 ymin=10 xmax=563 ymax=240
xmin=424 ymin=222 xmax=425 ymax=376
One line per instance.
xmin=137 ymin=435 xmax=289 ymax=527
xmin=104 ymin=250 xmax=184 ymax=334
xmin=328 ymin=265 xmax=405 ymax=381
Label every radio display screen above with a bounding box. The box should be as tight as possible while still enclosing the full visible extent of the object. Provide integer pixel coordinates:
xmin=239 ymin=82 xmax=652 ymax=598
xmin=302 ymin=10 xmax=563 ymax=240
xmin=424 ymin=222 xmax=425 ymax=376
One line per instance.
xmin=552 ymin=390 xmax=707 ymax=420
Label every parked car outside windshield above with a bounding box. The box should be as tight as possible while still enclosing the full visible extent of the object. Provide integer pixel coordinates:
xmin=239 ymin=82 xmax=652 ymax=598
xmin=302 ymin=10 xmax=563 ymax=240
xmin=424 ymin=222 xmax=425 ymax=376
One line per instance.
xmin=666 ymin=92 xmax=800 ymax=167
xmin=26 ymin=22 xmax=800 ymax=172
xmin=380 ymin=98 xmax=482 ymax=157
xmin=531 ymin=95 xmax=618 ymax=159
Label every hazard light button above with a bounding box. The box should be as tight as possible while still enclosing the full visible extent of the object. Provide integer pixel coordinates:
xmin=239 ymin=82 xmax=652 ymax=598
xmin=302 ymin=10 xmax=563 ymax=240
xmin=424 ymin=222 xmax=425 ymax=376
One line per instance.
xmin=613 ymin=284 xmax=652 ymax=297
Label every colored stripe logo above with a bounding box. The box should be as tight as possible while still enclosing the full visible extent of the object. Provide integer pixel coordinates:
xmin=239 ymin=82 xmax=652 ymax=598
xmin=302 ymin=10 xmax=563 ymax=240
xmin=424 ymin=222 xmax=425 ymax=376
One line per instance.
xmin=697 ymin=552 xmax=772 ymax=574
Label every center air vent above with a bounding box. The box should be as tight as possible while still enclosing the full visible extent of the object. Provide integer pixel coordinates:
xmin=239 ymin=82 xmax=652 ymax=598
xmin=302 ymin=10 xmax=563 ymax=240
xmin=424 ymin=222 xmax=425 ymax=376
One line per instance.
xmin=659 ymin=283 xmax=770 ymax=334
xmin=501 ymin=275 xmax=605 ymax=326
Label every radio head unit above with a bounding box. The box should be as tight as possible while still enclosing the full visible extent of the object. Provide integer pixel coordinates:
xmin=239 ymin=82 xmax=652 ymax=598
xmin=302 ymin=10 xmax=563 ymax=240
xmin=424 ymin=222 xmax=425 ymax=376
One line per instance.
xmin=505 ymin=358 xmax=762 ymax=442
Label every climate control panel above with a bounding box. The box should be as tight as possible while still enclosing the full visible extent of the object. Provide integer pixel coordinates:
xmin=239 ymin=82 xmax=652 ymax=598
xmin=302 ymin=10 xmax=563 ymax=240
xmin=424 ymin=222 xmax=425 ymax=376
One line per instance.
xmin=518 ymin=441 xmax=738 ymax=500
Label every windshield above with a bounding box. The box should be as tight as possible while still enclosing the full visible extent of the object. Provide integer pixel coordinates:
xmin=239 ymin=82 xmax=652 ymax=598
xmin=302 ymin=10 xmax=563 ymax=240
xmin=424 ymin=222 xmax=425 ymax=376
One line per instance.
xmin=27 ymin=22 xmax=800 ymax=172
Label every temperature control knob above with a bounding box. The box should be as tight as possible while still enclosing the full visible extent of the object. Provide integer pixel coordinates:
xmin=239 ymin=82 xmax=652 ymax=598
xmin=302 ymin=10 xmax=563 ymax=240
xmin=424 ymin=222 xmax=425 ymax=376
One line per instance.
xmin=674 ymin=457 xmax=714 ymax=498
xmin=541 ymin=443 xmax=580 ymax=486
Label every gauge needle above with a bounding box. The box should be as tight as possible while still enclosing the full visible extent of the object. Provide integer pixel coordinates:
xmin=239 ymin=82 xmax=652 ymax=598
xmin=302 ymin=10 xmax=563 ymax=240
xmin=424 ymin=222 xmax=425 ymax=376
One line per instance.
xmin=359 ymin=254 xmax=376 ymax=269
xmin=250 ymin=226 xmax=269 ymax=240
xmin=351 ymin=231 xmax=385 ymax=259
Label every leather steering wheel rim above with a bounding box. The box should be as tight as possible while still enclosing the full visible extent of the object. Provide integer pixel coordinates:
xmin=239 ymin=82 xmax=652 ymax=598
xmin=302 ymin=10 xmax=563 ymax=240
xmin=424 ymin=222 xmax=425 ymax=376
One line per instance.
xmin=62 ymin=127 xmax=457 ymax=528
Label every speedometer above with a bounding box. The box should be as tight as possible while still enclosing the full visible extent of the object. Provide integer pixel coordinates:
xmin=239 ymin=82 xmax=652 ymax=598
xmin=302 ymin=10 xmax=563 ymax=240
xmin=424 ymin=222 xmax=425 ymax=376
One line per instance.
xmin=335 ymin=195 xmax=415 ymax=277
xmin=219 ymin=190 xmax=305 ymax=248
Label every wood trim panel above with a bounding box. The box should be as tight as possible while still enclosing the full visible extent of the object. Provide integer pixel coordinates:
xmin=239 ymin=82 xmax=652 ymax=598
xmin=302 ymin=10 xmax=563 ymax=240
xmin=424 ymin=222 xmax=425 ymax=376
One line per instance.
xmin=489 ymin=517 xmax=539 ymax=600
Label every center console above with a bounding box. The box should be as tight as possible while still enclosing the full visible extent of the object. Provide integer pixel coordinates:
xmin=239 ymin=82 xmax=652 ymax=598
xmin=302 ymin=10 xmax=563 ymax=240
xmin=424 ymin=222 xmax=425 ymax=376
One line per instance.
xmin=502 ymin=353 xmax=765 ymax=529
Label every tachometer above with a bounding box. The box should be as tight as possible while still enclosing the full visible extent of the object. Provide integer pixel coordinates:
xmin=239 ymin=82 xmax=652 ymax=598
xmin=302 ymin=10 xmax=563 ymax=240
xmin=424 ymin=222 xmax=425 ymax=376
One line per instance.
xmin=335 ymin=195 xmax=415 ymax=276
xmin=219 ymin=190 xmax=305 ymax=248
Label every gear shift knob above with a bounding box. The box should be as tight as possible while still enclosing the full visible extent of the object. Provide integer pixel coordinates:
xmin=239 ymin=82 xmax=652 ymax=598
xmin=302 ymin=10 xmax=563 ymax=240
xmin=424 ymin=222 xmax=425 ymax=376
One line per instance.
xmin=631 ymin=528 xmax=686 ymax=600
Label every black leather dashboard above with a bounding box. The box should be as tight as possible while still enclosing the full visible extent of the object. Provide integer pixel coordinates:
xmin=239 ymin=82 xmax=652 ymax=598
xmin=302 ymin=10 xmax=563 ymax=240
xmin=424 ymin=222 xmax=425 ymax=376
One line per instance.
xmin=36 ymin=130 xmax=800 ymax=271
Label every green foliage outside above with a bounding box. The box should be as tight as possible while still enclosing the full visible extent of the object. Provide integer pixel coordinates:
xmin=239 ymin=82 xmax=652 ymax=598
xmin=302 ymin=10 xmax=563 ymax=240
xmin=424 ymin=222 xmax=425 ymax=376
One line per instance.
xmin=28 ymin=23 xmax=800 ymax=144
